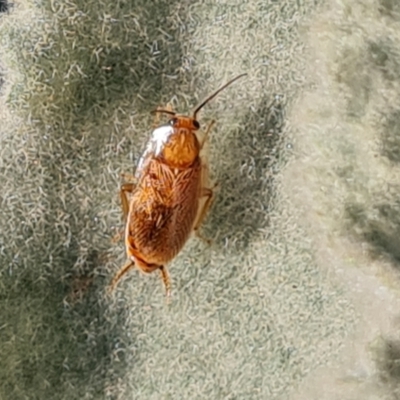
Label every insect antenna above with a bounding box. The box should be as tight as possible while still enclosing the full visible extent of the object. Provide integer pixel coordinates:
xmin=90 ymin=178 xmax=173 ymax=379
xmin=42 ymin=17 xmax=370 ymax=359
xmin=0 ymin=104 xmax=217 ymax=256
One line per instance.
xmin=192 ymin=73 xmax=247 ymax=119
xmin=150 ymin=109 xmax=176 ymax=116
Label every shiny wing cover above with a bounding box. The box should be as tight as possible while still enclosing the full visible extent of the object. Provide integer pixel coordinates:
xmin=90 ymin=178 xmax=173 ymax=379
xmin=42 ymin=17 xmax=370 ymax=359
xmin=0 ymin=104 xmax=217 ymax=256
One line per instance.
xmin=127 ymin=154 xmax=202 ymax=266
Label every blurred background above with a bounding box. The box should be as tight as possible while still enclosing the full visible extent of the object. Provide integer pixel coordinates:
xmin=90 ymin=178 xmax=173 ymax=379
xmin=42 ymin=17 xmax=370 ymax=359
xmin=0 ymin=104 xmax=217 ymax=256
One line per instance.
xmin=1 ymin=0 xmax=400 ymax=399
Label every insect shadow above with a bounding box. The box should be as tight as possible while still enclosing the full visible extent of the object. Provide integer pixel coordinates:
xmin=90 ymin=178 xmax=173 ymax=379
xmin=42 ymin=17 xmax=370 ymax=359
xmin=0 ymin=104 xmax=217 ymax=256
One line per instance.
xmin=205 ymin=95 xmax=286 ymax=252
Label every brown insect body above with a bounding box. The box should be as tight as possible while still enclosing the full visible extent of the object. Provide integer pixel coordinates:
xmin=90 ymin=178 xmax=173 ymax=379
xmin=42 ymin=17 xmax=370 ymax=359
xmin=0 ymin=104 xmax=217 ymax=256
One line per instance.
xmin=111 ymin=74 xmax=246 ymax=296
xmin=127 ymin=118 xmax=203 ymax=270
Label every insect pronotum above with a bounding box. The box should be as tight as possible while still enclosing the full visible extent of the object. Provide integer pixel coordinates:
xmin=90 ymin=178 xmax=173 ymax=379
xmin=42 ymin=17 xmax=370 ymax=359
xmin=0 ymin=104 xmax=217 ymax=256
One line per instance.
xmin=110 ymin=73 xmax=247 ymax=296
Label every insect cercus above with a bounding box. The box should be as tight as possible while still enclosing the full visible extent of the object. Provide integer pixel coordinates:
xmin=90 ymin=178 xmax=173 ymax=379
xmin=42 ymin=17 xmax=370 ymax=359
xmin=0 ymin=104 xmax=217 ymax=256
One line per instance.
xmin=110 ymin=73 xmax=247 ymax=297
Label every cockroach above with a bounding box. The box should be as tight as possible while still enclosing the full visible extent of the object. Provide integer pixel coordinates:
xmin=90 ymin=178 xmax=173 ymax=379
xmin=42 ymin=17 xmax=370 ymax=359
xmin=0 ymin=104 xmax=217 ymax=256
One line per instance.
xmin=110 ymin=73 xmax=247 ymax=297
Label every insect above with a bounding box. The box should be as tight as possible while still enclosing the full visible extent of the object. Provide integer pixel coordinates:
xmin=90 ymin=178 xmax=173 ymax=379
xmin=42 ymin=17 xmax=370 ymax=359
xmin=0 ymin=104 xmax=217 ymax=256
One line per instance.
xmin=110 ymin=73 xmax=247 ymax=297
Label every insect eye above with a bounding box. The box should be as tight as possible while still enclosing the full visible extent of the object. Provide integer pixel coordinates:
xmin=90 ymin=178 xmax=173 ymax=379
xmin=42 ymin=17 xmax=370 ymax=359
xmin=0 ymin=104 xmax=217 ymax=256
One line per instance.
xmin=170 ymin=118 xmax=178 ymax=126
xmin=193 ymin=120 xmax=200 ymax=129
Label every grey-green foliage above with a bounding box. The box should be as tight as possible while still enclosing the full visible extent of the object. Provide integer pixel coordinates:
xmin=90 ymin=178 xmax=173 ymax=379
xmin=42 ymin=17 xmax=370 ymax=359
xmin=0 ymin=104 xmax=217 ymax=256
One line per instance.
xmin=4 ymin=0 xmax=189 ymax=125
xmin=0 ymin=1 xmax=191 ymax=399
xmin=0 ymin=0 xmax=361 ymax=399
xmin=286 ymin=1 xmax=400 ymax=397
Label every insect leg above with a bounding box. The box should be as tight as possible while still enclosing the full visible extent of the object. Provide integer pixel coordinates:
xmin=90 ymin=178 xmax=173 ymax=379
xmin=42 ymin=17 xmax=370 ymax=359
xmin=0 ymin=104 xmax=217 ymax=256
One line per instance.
xmin=159 ymin=265 xmax=171 ymax=297
xmin=152 ymin=103 xmax=174 ymax=128
xmin=120 ymin=172 xmax=136 ymax=182
xmin=112 ymin=182 xmax=136 ymax=243
xmin=108 ymin=259 xmax=135 ymax=292
xmin=193 ymin=184 xmax=219 ymax=244
xmin=120 ymin=183 xmax=135 ymax=221
xmin=199 ymin=120 xmax=216 ymax=149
